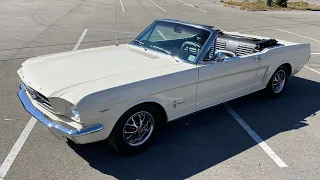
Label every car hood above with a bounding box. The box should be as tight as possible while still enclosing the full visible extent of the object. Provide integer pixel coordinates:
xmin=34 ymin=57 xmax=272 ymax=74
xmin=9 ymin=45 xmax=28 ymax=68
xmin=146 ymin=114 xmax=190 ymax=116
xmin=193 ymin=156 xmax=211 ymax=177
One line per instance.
xmin=18 ymin=44 xmax=179 ymax=98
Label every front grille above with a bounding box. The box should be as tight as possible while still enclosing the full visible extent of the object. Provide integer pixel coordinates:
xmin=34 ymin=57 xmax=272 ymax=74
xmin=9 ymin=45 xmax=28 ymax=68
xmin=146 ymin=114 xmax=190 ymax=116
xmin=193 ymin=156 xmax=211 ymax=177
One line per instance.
xmin=25 ymin=85 xmax=53 ymax=111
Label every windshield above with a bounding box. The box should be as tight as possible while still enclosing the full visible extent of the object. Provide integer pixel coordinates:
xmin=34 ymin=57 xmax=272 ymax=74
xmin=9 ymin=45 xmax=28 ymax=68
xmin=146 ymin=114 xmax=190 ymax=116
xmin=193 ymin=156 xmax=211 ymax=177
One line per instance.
xmin=131 ymin=21 xmax=211 ymax=63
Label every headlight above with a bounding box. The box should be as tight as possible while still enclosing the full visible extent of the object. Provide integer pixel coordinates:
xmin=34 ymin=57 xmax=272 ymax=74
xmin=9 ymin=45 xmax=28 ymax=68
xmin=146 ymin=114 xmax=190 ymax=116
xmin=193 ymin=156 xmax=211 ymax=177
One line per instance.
xmin=49 ymin=97 xmax=83 ymax=122
xmin=71 ymin=107 xmax=81 ymax=121
xmin=49 ymin=97 xmax=68 ymax=114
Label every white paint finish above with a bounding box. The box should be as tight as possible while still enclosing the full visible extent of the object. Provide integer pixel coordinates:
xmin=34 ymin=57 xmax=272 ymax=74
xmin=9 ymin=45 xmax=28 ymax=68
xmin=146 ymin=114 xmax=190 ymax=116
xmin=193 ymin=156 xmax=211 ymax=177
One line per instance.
xmin=219 ymin=31 xmax=310 ymax=90
xmin=196 ymin=55 xmax=258 ymax=110
xmin=119 ymin=0 xmax=125 ymax=11
xmin=80 ymin=63 xmax=199 ymax=143
xmin=252 ymin=41 xmax=311 ymax=90
xmin=64 ymin=60 xmax=199 ymax=118
xmin=277 ymin=29 xmax=320 ymax=43
xmin=177 ymin=0 xmax=207 ymax=13
xmin=18 ymin=45 xmax=181 ymax=98
xmin=149 ymin=0 xmax=167 ymax=12
xmin=311 ymin=53 xmax=320 ymax=55
xmin=305 ymin=66 xmax=320 ymax=75
xmin=72 ymin=29 xmax=88 ymax=51
xmin=17 ymin=26 xmax=311 ymax=144
xmin=223 ymin=104 xmax=288 ymax=168
xmin=0 ymin=118 xmax=37 ymax=179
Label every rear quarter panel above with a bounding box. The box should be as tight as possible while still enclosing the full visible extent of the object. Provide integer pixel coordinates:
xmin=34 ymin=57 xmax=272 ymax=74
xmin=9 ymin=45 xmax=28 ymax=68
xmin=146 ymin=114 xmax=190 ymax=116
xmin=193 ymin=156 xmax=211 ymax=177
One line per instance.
xmin=254 ymin=43 xmax=310 ymax=90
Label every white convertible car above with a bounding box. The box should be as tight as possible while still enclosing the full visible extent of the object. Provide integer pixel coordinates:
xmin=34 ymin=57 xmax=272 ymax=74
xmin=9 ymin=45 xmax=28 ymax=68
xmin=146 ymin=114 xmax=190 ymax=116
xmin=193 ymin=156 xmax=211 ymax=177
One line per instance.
xmin=18 ymin=19 xmax=310 ymax=154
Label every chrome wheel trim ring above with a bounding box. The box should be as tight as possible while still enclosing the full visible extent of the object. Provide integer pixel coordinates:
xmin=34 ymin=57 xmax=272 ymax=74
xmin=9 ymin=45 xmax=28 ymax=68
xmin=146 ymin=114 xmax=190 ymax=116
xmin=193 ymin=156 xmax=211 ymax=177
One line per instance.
xmin=122 ymin=111 xmax=154 ymax=147
xmin=272 ymin=70 xmax=286 ymax=94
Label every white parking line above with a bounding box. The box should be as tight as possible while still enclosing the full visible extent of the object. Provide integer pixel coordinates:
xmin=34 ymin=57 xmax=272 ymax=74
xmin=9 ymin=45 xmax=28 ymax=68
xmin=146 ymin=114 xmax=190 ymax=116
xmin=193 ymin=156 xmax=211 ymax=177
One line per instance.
xmin=224 ymin=103 xmax=288 ymax=168
xmin=0 ymin=118 xmax=37 ymax=180
xmin=311 ymin=53 xmax=320 ymax=55
xmin=149 ymin=0 xmax=167 ymax=12
xmin=277 ymin=29 xmax=320 ymax=43
xmin=119 ymin=0 xmax=125 ymax=11
xmin=177 ymin=0 xmax=207 ymax=13
xmin=73 ymin=29 xmax=88 ymax=51
xmin=305 ymin=66 xmax=320 ymax=75
xmin=157 ymin=30 xmax=168 ymax=40
xmin=0 ymin=30 xmax=88 ymax=180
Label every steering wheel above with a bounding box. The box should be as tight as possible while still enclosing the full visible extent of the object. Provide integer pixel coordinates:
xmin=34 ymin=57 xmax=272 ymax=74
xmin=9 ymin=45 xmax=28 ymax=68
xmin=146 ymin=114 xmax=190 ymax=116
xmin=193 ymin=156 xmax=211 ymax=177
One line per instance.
xmin=180 ymin=41 xmax=202 ymax=55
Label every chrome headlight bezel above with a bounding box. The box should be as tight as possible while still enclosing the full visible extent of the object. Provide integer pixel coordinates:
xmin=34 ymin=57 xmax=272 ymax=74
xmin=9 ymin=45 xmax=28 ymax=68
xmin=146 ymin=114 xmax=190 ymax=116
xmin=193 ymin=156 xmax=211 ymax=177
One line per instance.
xmin=49 ymin=97 xmax=82 ymax=123
xmin=70 ymin=107 xmax=81 ymax=121
xmin=49 ymin=97 xmax=68 ymax=115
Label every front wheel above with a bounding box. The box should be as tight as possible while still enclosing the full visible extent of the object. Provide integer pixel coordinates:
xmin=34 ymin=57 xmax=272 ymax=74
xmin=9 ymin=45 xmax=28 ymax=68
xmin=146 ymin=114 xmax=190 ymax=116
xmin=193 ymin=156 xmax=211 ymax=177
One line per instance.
xmin=107 ymin=104 xmax=162 ymax=155
xmin=265 ymin=66 xmax=289 ymax=97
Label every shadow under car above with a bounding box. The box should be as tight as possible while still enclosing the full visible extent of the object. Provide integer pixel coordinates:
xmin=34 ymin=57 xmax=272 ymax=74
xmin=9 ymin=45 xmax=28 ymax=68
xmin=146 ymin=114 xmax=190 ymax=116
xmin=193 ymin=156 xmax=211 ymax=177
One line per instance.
xmin=68 ymin=76 xmax=319 ymax=180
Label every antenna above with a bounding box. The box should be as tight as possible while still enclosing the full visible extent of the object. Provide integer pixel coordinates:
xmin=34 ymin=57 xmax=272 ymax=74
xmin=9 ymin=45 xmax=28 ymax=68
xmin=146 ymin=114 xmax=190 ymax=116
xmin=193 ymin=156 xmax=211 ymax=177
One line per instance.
xmin=115 ymin=0 xmax=119 ymax=46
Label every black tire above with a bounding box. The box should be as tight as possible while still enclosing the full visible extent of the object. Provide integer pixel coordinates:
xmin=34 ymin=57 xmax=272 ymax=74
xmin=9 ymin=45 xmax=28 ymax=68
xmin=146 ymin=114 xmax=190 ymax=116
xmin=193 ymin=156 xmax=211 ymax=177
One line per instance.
xmin=265 ymin=66 xmax=289 ymax=97
xmin=107 ymin=104 xmax=162 ymax=155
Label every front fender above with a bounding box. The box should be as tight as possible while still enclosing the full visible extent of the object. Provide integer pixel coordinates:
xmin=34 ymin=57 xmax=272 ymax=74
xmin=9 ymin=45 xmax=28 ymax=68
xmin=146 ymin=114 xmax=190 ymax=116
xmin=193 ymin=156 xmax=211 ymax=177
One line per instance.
xmin=83 ymin=96 xmax=167 ymax=143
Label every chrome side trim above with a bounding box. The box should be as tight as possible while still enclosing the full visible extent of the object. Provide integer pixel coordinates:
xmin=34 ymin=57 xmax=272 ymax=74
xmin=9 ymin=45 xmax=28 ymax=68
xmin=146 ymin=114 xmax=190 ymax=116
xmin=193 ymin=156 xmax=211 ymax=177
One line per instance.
xmin=18 ymin=84 xmax=103 ymax=137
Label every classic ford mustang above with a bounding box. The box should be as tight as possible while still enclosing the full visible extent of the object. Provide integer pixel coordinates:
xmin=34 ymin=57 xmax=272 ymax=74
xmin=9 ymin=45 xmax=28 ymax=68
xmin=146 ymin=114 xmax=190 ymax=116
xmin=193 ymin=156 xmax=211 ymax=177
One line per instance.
xmin=18 ymin=19 xmax=310 ymax=154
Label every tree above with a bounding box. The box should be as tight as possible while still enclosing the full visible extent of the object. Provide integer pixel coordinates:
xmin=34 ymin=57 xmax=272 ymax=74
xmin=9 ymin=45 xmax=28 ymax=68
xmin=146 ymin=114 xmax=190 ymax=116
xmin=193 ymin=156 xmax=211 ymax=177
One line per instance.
xmin=267 ymin=0 xmax=288 ymax=7
xmin=266 ymin=0 xmax=272 ymax=6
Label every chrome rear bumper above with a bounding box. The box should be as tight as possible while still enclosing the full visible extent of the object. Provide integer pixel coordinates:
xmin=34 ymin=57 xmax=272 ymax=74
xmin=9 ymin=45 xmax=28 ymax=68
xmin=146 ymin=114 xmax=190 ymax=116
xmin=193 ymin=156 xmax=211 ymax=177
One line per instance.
xmin=18 ymin=83 xmax=103 ymax=143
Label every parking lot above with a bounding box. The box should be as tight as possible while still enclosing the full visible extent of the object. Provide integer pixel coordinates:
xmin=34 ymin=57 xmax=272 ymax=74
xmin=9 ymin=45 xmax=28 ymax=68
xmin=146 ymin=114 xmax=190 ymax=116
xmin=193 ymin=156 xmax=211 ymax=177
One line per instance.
xmin=1 ymin=0 xmax=320 ymax=179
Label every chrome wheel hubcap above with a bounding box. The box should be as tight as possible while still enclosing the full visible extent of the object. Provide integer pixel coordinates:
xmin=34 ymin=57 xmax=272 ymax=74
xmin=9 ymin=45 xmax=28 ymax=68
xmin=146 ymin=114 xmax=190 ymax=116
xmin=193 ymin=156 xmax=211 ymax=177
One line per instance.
xmin=272 ymin=70 xmax=286 ymax=93
xmin=123 ymin=111 xmax=154 ymax=146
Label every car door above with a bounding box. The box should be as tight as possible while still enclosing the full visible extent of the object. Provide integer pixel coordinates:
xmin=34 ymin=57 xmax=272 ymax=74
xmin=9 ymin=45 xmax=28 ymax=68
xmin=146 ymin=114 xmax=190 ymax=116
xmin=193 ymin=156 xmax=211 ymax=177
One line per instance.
xmin=196 ymin=54 xmax=259 ymax=110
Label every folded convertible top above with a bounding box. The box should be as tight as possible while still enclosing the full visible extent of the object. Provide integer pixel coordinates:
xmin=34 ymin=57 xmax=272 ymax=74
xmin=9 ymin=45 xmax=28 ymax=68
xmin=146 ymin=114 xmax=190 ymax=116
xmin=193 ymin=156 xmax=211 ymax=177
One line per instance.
xmin=216 ymin=32 xmax=279 ymax=56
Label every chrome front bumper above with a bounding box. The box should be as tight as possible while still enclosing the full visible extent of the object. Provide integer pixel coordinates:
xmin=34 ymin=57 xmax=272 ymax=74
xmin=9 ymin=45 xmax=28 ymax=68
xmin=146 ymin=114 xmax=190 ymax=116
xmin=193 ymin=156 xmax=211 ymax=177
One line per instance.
xmin=18 ymin=83 xmax=103 ymax=143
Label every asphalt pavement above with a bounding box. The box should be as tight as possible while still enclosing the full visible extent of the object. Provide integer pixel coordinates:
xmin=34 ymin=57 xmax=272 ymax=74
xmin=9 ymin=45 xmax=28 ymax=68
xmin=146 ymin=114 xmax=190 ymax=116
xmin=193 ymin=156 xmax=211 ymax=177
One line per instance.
xmin=1 ymin=0 xmax=320 ymax=179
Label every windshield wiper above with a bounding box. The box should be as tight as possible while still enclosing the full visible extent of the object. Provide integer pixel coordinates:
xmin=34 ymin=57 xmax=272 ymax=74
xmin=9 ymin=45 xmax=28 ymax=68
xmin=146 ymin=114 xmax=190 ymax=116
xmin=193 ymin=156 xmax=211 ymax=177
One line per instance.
xmin=134 ymin=40 xmax=147 ymax=51
xmin=150 ymin=45 xmax=179 ymax=62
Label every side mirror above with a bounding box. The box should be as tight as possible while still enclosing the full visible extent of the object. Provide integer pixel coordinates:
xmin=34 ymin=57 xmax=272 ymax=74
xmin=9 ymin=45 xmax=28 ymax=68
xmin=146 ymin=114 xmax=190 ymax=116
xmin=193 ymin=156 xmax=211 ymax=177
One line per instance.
xmin=214 ymin=51 xmax=226 ymax=62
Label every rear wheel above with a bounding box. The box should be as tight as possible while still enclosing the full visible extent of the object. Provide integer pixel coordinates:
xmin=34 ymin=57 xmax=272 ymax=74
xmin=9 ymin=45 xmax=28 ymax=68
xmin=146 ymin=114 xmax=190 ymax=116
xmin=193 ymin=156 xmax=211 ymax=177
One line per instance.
xmin=265 ymin=66 xmax=289 ymax=97
xmin=107 ymin=104 xmax=162 ymax=155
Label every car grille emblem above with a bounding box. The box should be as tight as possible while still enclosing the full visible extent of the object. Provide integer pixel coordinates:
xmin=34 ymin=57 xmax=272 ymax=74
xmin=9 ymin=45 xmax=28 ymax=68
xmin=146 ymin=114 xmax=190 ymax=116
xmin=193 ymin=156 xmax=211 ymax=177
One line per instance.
xmin=29 ymin=92 xmax=37 ymax=99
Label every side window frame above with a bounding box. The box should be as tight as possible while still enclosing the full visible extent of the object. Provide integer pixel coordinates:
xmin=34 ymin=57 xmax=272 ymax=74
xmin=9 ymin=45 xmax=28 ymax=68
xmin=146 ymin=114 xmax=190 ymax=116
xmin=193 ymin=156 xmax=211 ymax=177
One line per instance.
xmin=201 ymin=37 xmax=217 ymax=63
